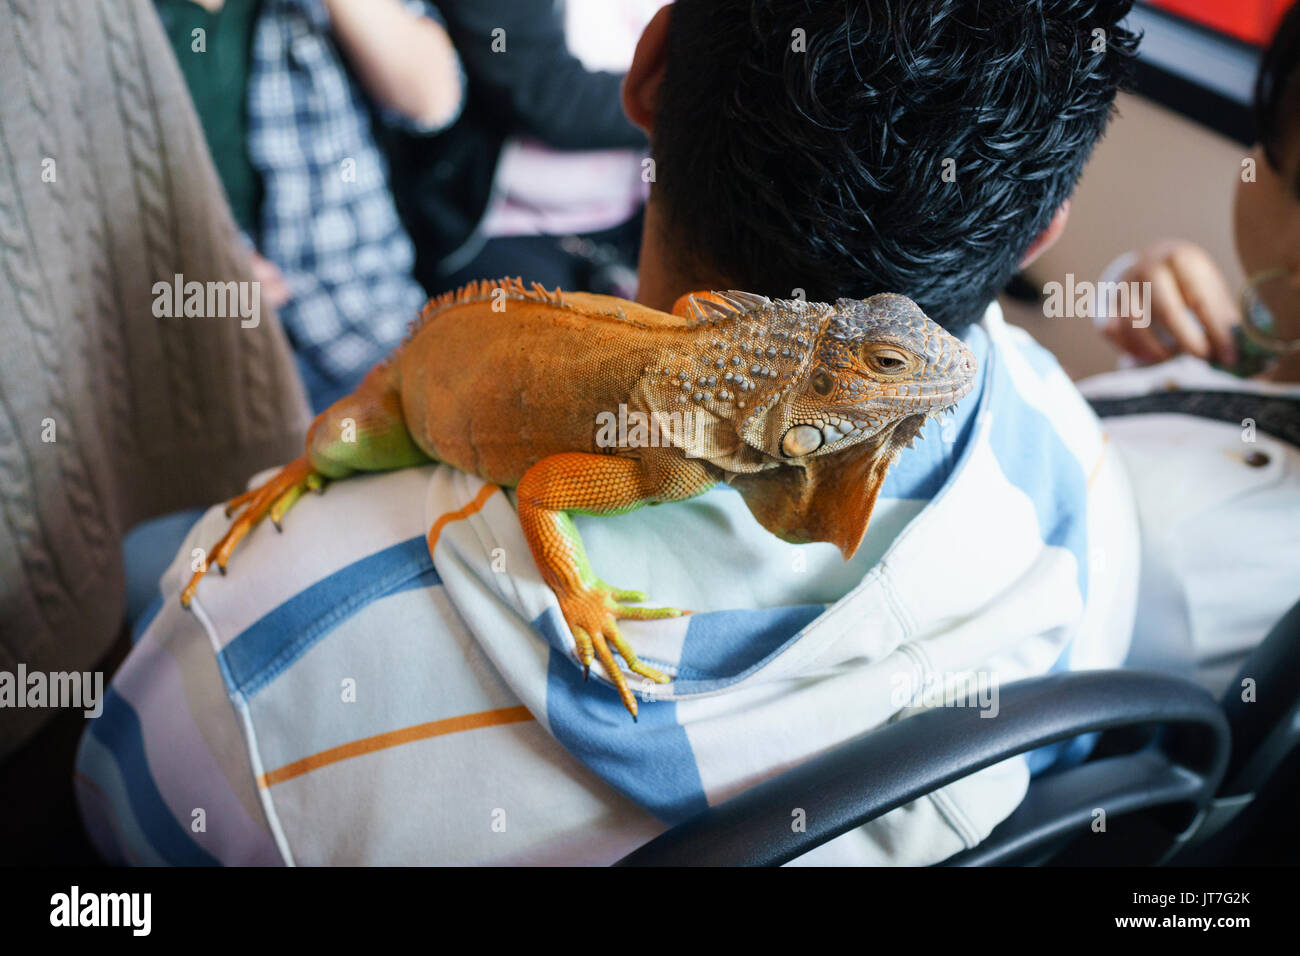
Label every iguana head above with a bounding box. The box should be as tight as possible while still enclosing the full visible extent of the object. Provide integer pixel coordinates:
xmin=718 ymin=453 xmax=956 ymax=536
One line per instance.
xmin=674 ymin=290 xmax=978 ymax=559
xmin=729 ymin=292 xmax=977 ymax=463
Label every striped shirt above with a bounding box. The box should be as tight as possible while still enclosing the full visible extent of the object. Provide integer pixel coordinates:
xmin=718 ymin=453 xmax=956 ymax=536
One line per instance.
xmin=76 ymin=302 xmax=1139 ymax=865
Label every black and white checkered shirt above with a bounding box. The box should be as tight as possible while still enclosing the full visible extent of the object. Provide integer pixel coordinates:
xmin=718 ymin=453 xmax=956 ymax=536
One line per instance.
xmin=248 ymin=0 xmax=462 ymax=387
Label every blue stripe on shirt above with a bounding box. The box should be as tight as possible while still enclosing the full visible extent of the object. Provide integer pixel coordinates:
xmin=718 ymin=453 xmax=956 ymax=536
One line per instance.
xmin=219 ymin=535 xmax=439 ymax=698
xmin=674 ymin=604 xmax=826 ymax=691
xmin=984 ymin=335 xmax=1094 ymax=777
xmin=538 ymin=608 xmax=710 ymax=825
xmin=87 ymin=688 xmax=220 ymax=866
xmin=984 ymin=342 xmax=1090 ymax=600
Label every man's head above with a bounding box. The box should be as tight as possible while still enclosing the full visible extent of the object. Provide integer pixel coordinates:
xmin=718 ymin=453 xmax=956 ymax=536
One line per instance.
xmin=626 ymin=0 xmax=1138 ymax=333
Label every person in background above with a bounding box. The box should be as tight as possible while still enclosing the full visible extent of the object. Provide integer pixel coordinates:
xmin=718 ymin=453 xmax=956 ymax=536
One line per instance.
xmin=1080 ymin=0 xmax=1300 ymax=693
xmin=155 ymin=0 xmax=464 ymax=411
xmin=385 ymin=0 xmax=655 ymax=299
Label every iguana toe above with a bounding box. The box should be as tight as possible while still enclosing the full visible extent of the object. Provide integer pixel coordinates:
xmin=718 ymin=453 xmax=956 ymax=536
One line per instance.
xmin=556 ymin=582 xmax=675 ymax=717
xmin=181 ymin=456 xmax=321 ymax=608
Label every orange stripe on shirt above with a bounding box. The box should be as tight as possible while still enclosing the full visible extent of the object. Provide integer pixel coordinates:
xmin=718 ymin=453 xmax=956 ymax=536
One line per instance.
xmin=426 ymin=481 xmax=501 ymax=553
xmin=258 ymin=705 xmax=535 ymax=788
xmin=1087 ymin=434 xmax=1111 ymax=490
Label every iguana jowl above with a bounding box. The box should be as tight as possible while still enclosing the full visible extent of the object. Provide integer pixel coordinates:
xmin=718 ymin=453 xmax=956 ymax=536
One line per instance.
xmin=181 ymin=278 xmax=977 ymax=717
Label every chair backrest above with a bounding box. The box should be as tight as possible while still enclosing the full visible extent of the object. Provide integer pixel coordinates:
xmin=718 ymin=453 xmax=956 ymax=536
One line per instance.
xmin=1219 ymin=596 xmax=1300 ymax=794
xmin=1164 ymin=595 xmax=1300 ymax=864
xmin=617 ymin=670 xmax=1229 ymax=866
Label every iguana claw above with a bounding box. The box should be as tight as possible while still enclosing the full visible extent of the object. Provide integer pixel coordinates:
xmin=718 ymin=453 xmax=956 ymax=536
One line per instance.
xmin=181 ymin=456 xmax=324 ymax=608
xmin=558 ymin=581 xmax=679 ymax=717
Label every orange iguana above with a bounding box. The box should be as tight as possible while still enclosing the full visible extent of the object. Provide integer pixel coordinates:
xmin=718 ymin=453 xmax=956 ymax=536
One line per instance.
xmin=181 ymin=278 xmax=977 ymax=717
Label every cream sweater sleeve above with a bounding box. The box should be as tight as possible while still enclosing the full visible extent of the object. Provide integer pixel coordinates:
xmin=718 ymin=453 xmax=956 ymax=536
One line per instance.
xmin=0 ymin=0 xmax=310 ymax=757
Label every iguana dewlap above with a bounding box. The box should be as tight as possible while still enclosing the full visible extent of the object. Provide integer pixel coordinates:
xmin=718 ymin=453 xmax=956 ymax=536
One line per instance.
xmin=181 ymin=278 xmax=977 ymax=718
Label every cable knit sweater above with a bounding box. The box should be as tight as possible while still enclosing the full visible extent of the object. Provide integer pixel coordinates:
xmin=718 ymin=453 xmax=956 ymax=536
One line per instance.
xmin=0 ymin=0 xmax=310 ymax=756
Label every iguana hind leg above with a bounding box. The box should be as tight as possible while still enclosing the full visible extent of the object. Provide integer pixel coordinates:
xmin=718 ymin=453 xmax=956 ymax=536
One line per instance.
xmin=515 ymin=452 xmax=716 ymax=718
xmin=181 ymin=361 xmax=430 ymax=608
xmin=180 ymin=455 xmax=316 ymax=606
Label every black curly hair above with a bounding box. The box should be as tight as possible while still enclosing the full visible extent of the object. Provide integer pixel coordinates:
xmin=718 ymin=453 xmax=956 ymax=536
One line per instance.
xmin=1257 ymin=0 xmax=1300 ymax=195
xmin=653 ymin=0 xmax=1139 ymax=332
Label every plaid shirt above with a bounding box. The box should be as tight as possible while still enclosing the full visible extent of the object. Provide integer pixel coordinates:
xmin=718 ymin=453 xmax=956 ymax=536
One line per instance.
xmin=248 ymin=0 xmax=461 ymax=388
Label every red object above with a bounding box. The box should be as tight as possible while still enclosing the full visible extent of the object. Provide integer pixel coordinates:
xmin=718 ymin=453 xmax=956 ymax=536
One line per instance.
xmin=1146 ymin=0 xmax=1293 ymax=45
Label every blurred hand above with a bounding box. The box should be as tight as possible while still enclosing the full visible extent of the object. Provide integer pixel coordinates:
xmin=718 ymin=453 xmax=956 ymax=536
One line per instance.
xmin=1106 ymin=240 xmax=1239 ymax=366
xmin=250 ymin=252 xmax=292 ymax=311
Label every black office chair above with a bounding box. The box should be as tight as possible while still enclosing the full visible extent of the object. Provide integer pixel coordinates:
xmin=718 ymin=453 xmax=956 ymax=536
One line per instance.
xmin=1166 ymin=597 xmax=1300 ymax=864
xmin=616 ymin=597 xmax=1300 ymax=866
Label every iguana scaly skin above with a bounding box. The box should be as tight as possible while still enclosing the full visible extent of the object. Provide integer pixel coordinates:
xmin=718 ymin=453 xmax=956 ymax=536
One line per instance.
xmin=181 ymin=278 xmax=977 ymax=717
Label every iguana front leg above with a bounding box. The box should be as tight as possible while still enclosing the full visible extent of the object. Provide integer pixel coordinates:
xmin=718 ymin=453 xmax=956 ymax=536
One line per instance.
xmin=515 ymin=452 xmax=716 ymax=718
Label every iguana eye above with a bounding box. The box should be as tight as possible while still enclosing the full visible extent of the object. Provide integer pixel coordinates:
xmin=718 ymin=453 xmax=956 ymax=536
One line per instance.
xmin=865 ymin=346 xmax=910 ymax=374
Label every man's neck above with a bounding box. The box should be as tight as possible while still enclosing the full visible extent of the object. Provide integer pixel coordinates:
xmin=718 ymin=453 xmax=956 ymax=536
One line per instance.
xmin=633 ymin=200 xmax=733 ymax=313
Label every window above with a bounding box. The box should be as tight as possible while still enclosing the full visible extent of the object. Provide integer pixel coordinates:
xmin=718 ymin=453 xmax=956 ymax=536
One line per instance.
xmin=1143 ymin=0 xmax=1291 ymax=47
xmin=1129 ymin=2 xmax=1276 ymax=143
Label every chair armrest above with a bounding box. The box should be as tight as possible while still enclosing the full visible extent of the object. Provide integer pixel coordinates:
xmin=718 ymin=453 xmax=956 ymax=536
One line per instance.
xmin=616 ymin=670 xmax=1229 ymax=866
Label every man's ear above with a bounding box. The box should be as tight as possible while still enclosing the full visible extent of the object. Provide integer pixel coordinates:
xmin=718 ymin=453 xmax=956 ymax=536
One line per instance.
xmin=1019 ymin=201 xmax=1071 ymax=269
xmin=623 ymin=3 xmax=673 ymax=135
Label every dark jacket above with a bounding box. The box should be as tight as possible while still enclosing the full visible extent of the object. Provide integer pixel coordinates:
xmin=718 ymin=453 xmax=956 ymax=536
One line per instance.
xmin=384 ymin=0 xmax=648 ymax=289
